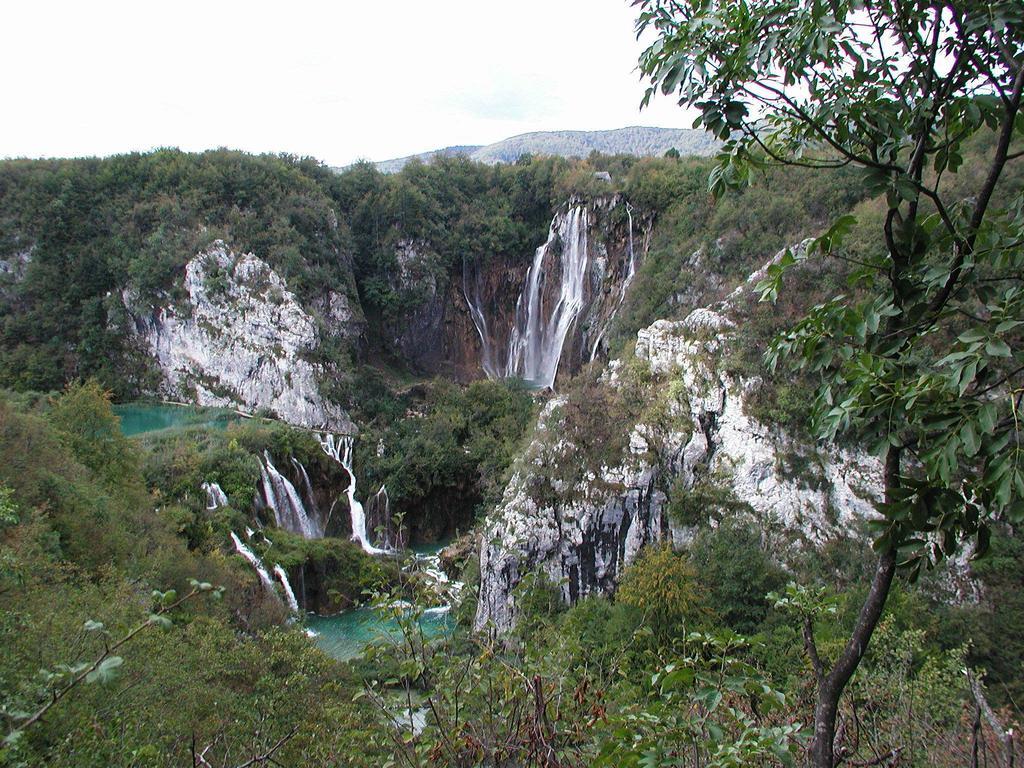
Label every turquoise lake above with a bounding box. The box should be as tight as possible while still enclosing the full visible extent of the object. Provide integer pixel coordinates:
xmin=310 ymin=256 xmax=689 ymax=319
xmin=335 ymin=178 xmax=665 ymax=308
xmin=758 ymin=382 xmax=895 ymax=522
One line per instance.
xmin=305 ymin=606 xmax=453 ymax=662
xmin=114 ymin=402 xmax=239 ymax=436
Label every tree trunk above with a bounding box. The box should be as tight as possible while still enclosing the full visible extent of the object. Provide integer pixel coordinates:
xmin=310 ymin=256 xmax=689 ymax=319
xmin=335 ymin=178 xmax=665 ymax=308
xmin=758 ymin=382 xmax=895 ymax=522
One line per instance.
xmin=808 ymin=448 xmax=900 ymax=767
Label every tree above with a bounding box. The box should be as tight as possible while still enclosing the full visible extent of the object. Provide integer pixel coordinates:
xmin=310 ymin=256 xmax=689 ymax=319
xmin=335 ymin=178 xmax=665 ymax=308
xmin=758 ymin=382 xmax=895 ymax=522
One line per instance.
xmin=634 ymin=1 xmax=1024 ymax=765
xmin=47 ymin=380 xmax=139 ymax=489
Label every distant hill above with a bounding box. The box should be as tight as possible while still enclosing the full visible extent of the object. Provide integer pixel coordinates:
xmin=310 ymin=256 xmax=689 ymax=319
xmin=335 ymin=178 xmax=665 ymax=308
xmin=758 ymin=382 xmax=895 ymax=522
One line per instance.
xmin=353 ymin=127 xmax=719 ymax=173
xmin=372 ymin=144 xmax=483 ymax=174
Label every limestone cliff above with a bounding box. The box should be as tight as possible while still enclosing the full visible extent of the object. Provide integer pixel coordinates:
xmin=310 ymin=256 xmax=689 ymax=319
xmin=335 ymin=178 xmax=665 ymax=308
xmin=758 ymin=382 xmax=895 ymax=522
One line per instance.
xmin=124 ymin=241 xmax=354 ymax=432
xmin=475 ymin=248 xmax=882 ymax=632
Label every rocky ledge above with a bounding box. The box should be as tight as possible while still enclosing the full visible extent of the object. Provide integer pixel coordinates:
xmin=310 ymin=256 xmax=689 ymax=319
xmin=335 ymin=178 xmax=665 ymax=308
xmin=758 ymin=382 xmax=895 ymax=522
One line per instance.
xmin=124 ymin=241 xmax=353 ymax=432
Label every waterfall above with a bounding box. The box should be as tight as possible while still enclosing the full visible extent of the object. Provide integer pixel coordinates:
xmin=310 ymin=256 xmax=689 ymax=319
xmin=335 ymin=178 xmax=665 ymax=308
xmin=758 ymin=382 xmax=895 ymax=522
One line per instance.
xmin=506 ymin=204 xmax=590 ymax=389
xmin=230 ymin=531 xmax=275 ymax=591
xmin=621 ymin=201 xmax=636 ymax=299
xmin=414 ymin=550 xmax=465 ymax=613
xmin=463 ymin=257 xmax=499 ymax=379
xmin=290 ymin=457 xmax=319 ymax=517
xmin=202 ymin=481 xmax=229 ymax=510
xmin=590 ymin=200 xmax=637 ymax=362
xmin=260 ymin=452 xmax=323 ymax=539
xmin=318 ymin=433 xmax=390 ymax=555
xmin=273 ymin=564 xmax=300 ymax=613
xmin=367 ymin=484 xmax=394 ymax=550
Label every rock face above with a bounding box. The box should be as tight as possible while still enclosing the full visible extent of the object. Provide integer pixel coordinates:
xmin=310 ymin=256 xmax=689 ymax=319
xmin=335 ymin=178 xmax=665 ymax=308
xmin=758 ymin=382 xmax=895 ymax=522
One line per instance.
xmin=390 ymin=196 xmax=649 ymax=384
xmin=0 ymin=246 xmax=32 ymax=301
xmin=475 ymin=250 xmax=882 ymax=632
xmin=124 ymin=241 xmax=354 ymax=432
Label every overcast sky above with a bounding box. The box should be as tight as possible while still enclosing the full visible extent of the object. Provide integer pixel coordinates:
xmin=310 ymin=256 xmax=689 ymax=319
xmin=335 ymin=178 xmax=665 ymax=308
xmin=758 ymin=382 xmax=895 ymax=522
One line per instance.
xmin=1 ymin=1 xmax=696 ymax=167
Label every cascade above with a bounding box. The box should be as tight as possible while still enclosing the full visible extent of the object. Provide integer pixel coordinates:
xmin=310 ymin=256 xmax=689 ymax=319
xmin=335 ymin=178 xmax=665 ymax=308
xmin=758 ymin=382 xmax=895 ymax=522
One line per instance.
xmin=506 ymin=204 xmax=590 ymax=389
xmin=414 ymin=550 xmax=465 ymax=612
xmin=202 ymin=481 xmax=229 ymax=510
xmin=260 ymin=452 xmax=322 ymax=539
xmin=273 ymin=564 xmax=300 ymax=613
xmin=229 ymin=531 xmax=275 ymax=591
xmin=290 ymin=456 xmax=319 ymax=516
xmin=367 ymin=484 xmax=394 ymax=550
xmin=318 ymin=433 xmax=390 ymax=555
xmin=463 ymin=257 xmax=499 ymax=379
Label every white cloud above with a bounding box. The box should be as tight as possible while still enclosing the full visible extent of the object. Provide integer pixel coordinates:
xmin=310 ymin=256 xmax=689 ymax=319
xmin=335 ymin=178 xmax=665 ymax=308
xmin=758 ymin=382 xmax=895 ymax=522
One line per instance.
xmin=0 ymin=0 xmax=697 ymax=166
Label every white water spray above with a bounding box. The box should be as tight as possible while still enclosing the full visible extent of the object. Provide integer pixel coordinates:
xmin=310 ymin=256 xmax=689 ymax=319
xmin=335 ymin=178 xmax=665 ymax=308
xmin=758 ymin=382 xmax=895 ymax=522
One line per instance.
xmin=463 ymin=257 xmax=499 ymax=379
xmin=230 ymin=531 xmax=275 ymax=591
xmin=202 ymin=481 xmax=229 ymax=510
xmin=506 ymin=204 xmax=590 ymax=388
xmin=260 ymin=452 xmax=322 ymax=539
xmin=273 ymin=564 xmax=300 ymax=613
xmin=318 ymin=433 xmax=390 ymax=555
xmin=290 ymin=456 xmax=318 ymax=515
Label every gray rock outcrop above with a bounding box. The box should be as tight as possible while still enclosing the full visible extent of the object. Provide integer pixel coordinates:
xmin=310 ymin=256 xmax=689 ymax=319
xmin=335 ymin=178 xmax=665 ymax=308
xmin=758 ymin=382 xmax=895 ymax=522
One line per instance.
xmin=124 ymin=241 xmax=353 ymax=432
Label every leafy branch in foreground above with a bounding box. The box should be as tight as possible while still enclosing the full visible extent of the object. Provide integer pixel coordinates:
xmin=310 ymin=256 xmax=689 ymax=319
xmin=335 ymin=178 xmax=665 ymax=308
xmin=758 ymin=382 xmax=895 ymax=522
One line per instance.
xmin=635 ymin=1 xmax=1023 ymax=765
xmin=2 ymin=579 xmax=223 ymax=747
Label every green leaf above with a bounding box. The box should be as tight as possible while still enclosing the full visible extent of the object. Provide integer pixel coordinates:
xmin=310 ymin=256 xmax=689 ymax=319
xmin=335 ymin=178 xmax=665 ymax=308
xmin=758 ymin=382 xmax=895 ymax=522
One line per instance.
xmin=978 ymin=403 xmax=998 ymax=434
xmin=985 ymin=338 xmax=1011 ymax=357
xmin=961 ymin=422 xmax=980 ymax=457
xmin=82 ymin=620 xmax=105 ymax=633
xmin=85 ymin=656 xmax=123 ymax=685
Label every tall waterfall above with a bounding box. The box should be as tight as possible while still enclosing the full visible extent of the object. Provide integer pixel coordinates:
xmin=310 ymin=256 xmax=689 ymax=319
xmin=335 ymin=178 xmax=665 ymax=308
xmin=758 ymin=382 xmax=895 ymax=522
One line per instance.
xmin=202 ymin=481 xmax=229 ymax=510
xmin=260 ymin=452 xmax=323 ymax=539
xmin=318 ymin=433 xmax=390 ymax=555
xmin=230 ymin=531 xmax=275 ymax=591
xmin=506 ymin=204 xmax=589 ymax=389
xmin=273 ymin=564 xmax=300 ymax=613
xmin=463 ymin=257 xmax=499 ymax=379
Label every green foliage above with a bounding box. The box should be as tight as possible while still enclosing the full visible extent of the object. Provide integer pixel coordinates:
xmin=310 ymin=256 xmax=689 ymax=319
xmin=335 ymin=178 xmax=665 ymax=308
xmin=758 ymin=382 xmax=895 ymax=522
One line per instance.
xmin=609 ymin=157 xmax=866 ymax=356
xmin=596 ymin=632 xmax=803 ymax=768
xmin=46 ymin=380 xmax=140 ymax=490
xmin=667 ymin=476 xmax=752 ymax=527
xmin=617 ymin=544 xmax=710 ymax=639
xmin=0 ymin=149 xmax=358 ymax=394
xmin=356 ymin=378 xmax=536 ymax=540
xmin=254 ymin=529 xmax=394 ymax=613
xmin=689 ymin=522 xmax=787 ymax=635
xmin=333 ymin=155 xmax=564 ymax=318
xmin=960 ymin=529 xmax=1024 ymax=706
